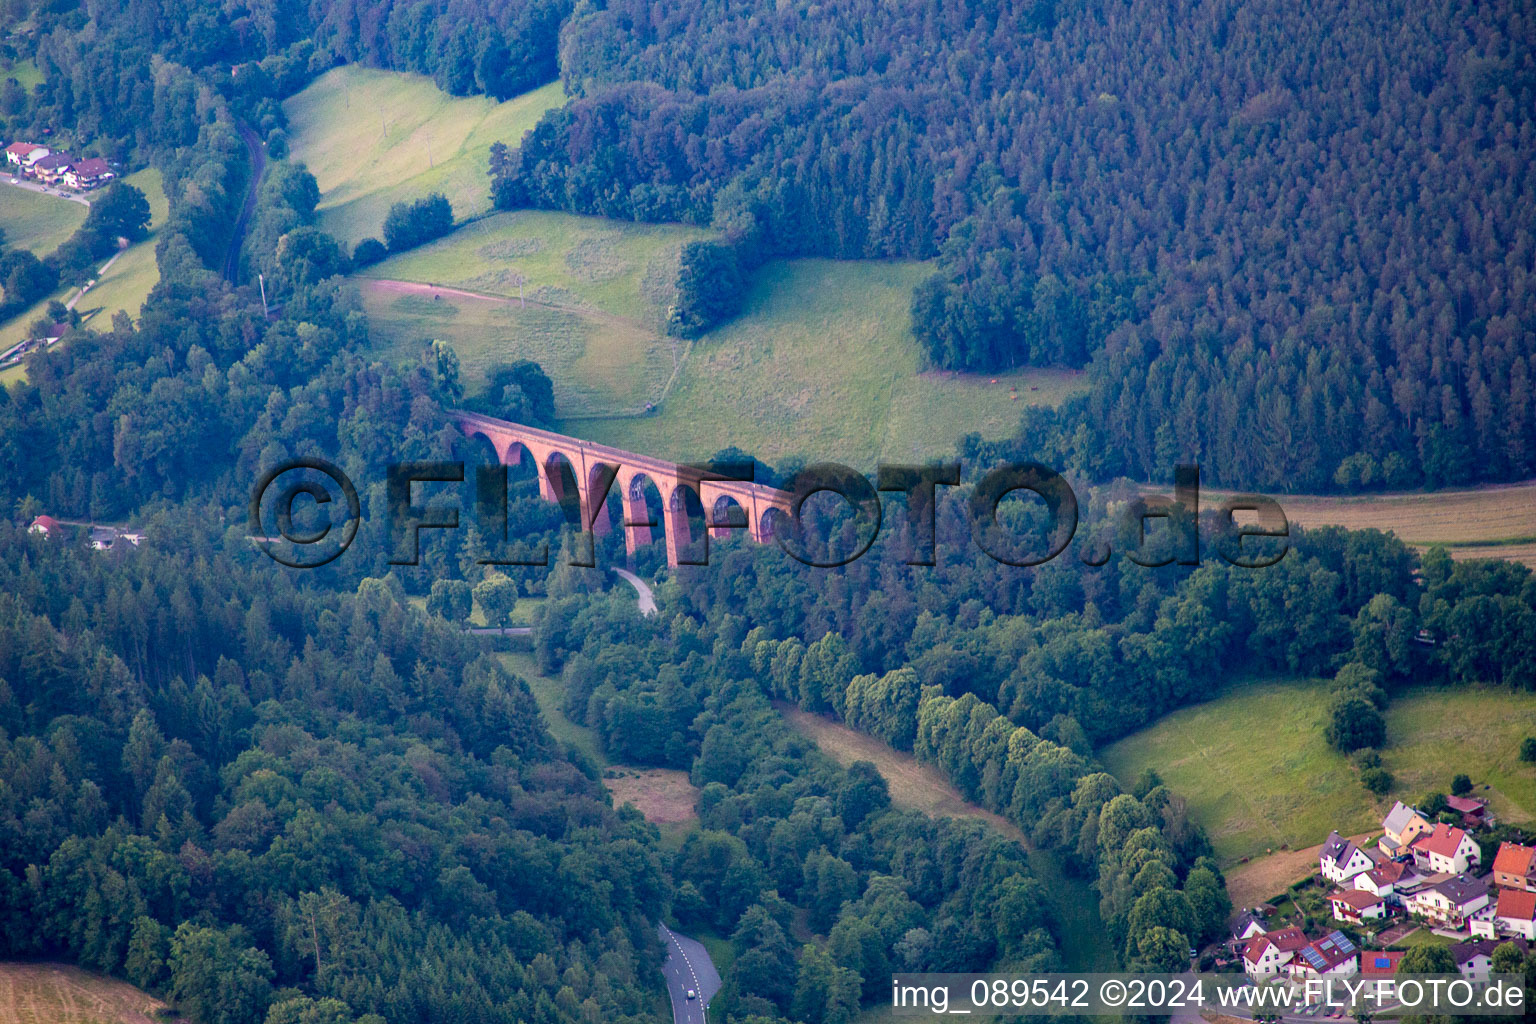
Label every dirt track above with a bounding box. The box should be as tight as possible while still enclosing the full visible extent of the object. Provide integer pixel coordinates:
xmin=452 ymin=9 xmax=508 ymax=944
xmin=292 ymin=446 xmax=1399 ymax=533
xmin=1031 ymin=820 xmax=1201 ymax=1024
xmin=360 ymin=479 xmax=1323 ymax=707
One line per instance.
xmin=361 ymin=277 xmax=641 ymax=328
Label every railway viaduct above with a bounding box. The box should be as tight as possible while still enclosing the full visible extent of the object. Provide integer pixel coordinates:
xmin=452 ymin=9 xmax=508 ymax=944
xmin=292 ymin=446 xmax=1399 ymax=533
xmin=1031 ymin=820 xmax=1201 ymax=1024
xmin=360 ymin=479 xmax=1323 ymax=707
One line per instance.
xmin=452 ymin=411 xmax=793 ymax=566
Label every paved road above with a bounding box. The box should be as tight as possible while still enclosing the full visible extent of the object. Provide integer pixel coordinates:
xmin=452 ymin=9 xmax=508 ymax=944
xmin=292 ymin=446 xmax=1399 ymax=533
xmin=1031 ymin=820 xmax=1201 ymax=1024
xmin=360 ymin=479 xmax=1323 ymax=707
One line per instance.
xmin=613 ymin=567 xmax=658 ymax=616
xmin=1 ymin=177 xmax=91 ymax=206
xmin=658 ymin=924 xmax=721 ymax=1024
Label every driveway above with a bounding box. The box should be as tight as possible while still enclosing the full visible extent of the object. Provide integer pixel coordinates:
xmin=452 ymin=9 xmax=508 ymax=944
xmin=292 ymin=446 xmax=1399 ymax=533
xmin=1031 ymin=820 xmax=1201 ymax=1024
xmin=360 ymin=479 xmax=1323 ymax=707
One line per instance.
xmin=1 ymin=176 xmax=91 ymax=206
xmin=658 ymin=924 xmax=721 ymax=1024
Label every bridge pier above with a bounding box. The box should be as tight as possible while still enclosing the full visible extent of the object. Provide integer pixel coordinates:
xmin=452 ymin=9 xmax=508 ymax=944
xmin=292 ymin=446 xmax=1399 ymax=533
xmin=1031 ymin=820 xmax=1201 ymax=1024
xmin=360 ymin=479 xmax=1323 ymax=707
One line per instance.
xmin=455 ymin=412 xmax=793 ymax=568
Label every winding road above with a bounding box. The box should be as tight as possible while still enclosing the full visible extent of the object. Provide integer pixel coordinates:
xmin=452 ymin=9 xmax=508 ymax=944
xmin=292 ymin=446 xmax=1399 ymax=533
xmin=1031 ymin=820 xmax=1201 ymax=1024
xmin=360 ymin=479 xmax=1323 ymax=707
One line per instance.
xmin=658 ymin=924 xmax=721 ymax=1024
xmin=613 ymin=567 xmax=657 ymax=616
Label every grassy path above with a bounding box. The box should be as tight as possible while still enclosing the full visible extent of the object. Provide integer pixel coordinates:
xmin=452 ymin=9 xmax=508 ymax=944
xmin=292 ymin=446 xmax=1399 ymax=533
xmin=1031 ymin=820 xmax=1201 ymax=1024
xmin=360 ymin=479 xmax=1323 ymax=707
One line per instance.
xmin=778 ymin=705 xmax=1112 ymax=971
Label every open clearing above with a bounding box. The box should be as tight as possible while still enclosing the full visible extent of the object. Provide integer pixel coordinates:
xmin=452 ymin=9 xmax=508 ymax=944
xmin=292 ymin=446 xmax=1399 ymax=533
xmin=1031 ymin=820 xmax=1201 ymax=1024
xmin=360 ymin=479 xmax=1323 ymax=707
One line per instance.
xmin=780 ymin=704 xmax=1111 ymax=971
xmin=0 ymin=961 xmax=167 ymax=1024
xmin=1102 ymin=678 xmax=1536 ymax=895
xmin=0 ymin=184 xmax=87 ymax=257
xmin=603 ymin=767 xmax=701 ymax=825
xmin=1 ymin=168 xmax=168 ymax=386
xmin=577 ymin=259 xmax=1085 ymax=468
xmin=283 ymin=67 xmax=564 ymax=245
xmin=499 ymin=652 xmax=699 ymax=826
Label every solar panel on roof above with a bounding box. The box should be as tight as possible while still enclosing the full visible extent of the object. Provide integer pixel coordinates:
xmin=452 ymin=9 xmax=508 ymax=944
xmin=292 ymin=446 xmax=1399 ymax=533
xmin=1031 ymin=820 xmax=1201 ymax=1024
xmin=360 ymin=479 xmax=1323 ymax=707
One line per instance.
xmin=1374 ymin=956 xmax=1391 ymax=968
xmin=1329 ymin=931 xmax=1356 ymax=954
xmin=1302 ymin=948 xmax=1327 ymax=969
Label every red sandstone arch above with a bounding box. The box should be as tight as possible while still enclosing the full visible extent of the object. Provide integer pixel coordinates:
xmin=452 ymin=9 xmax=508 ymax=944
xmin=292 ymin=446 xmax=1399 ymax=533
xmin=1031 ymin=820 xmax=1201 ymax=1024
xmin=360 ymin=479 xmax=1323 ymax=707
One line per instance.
xmin=453 ymin=412 xmax=793 ymax=566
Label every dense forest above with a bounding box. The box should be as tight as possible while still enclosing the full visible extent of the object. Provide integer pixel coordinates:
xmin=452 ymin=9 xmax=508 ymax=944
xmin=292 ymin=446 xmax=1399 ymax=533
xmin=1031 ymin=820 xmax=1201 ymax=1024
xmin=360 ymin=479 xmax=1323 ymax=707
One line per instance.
xmin=7 ymin=0 xmax=1533 ymax=490
xmin=486 ymin=0 xmax=1536 ymax=492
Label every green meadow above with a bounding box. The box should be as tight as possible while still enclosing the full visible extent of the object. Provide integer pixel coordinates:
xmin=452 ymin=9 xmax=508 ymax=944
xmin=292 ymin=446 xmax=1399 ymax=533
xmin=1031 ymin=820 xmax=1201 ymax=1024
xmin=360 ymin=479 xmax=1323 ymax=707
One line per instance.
xmin=1101 ymin=677 xmax=1536 ymax=865
xmin=0 ymin=185 xmax=87 ymax=258
xmin=577 ymin=259 xmax=1084 ymax=468
xmin=1 ymin=168 xmax=169 ymax=385
xmin=283 ymin=66 xmax=564 ymax=245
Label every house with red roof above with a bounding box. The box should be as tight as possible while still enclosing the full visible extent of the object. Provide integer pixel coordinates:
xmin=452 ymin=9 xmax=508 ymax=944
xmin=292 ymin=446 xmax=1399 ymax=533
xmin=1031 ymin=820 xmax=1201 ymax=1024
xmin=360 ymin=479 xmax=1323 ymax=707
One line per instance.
xmin=1446 ymin=795 xmax=1489 ymax=828
xmin=1287 ymin=931 xmax=1359 ymax=980
xmin=1243 ymin=925 xmax=1310 ymax=979
xmin=1329 ymin=888 xmax=1386 ymax=924
xmin=1360 ymin=950 xmax=1403 ymax=977
xmin=63 ymin=156 xmax=113 ymax=190
xmin=1410 ymin=823 xmax=1481 ymax=874
xmin=1355 ymin=860 xmax=1413 ymax=901
xmin=28 ymin=514 xmax=62 ymax=536
xmin=1470 ymin=888 xmax=1536 ymax=941
xmin=5 ymin=141 xmax=48 ymax=166
xmin=1492 ymin=842 xmax=1536 ymax=892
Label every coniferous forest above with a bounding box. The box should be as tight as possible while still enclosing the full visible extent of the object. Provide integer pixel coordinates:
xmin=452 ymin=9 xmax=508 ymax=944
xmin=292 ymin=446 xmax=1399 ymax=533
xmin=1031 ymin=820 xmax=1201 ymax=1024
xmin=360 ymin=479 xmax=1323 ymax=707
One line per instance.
xmin=0 ymin=0 xmax=1534 ymax=1023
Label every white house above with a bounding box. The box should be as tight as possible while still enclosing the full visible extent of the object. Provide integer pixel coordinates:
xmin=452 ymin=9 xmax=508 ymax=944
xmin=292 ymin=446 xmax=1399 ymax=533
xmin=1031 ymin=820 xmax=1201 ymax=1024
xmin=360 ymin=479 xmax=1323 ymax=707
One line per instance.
xmin=1470 ymin=889 xmax=1536 ymax=941
xmin=1288 ymin=931 xmax=1359 ymax=980
xmin=4 ymin=141 xmax=47 ymax=166
xmin=1230 ymin=910 xmax=1268 ymax=943
xmin=1329 ymin=888 xmax=1386 ymax=924
xmin=1243 ymin=926 xmax=1309 ymax=979
xmin=1451 ymin=938 xmax=1529 ymax=981
xmin=1405 ymin=874 xmax=1490 ymax=928
xmin=1409 ymin=823 xmax=1481 ymax=874
xmin=1320 ymin=831 xmax=1377 ymax=883
xmin=1356 ymin=860 xmax=1412 ymax=900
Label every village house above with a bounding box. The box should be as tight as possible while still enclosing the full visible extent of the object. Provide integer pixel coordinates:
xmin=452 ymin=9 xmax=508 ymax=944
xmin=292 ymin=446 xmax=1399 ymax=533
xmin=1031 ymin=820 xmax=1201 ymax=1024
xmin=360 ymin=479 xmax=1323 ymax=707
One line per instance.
xmin=1379 ymin=801 xmax=1433 ymax=857
xmin=1329 ymin=888 xmax=1386 ymax=924
xmin=63 ymin=157 xmax=113 ymax=190
xmin=1230 ymin=910 xmax=1268 ymax=943
xmin=1355 ymin=860 xmax=1414 ymax=902
xmin=4 ymin=141 xmax=47 ymax=166
xmin=1320 ymin=831 xmax=1377 ymax=883
xmin=1243 ymin=925 xmax=1310 ymax=980
xmin=1491 ymin=842 xmax=1536 ymax=892
xmin=1445 ymin=795 xmax=1489 ymax=829
xmin=1409 ymin=823 xmax=1481 ymax=875
xmin=1469 ymin=888 xmax=1536 ymax=941
xmin=1359 ymin=950 xmax=1403 ymax=978
xmin=31 ymin=152 xmax=73 ymax=184
xmin=1288 ymin=931 xmax=1359 ymax=980
xmin=1451 ymin=938 xmax=1529 ymax=981
xmin=28 ymin=514 xmax=62 ymax=536
xmin=1404 ymin=873 xmax=1490 ymax=928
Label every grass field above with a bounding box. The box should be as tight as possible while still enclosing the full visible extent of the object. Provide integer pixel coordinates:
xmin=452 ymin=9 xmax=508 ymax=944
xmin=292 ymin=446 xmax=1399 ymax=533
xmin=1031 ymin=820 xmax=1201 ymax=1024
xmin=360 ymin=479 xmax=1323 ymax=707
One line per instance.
xmin=67 ymin=168 xmax=170 ymax=323
xmin=0 ymin=961 xmax=166 ymax=1024
xmin=781 ymin=705 xmax=1111 ymax=971
xmin=1102 ymin=677 xmax=1536 ymax=886
xmin=1204 ymin=479 xmax=1536 ymax=568
xmin=577 ymin=259 xmax=1086 ymax=468
xmin=283 ymin=67 xmax=564 ymax=245
xmin=3 ymin=60 xmax=44 ymax=91
xmin=0 ymin=185 xmax=87 ymax=257
xmin=1 ymin=168 xmax=168 ymax=386
xmin=354 ymin=209 xmax=707 ymax=415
